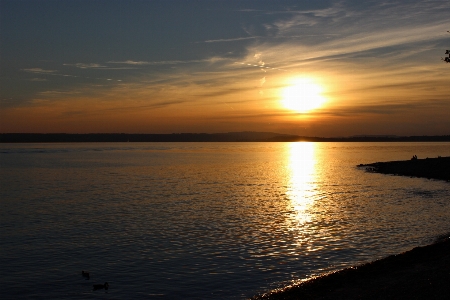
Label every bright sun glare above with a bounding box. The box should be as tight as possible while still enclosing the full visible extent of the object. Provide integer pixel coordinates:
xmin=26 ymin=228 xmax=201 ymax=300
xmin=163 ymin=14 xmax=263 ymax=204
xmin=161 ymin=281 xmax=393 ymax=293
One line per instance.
xmin=282 ymin=78 xmax=326 ymax=113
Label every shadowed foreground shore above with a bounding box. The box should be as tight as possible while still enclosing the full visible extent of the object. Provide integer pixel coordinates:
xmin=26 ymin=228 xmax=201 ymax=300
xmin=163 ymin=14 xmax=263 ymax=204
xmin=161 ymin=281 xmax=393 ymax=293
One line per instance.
xmin=359 ymin=156 xmax=450 ymax=181
xmin=252 ymin=236 xmax=450 ymax=300
xmin=252 ymin=158 xmax=449 ymax=299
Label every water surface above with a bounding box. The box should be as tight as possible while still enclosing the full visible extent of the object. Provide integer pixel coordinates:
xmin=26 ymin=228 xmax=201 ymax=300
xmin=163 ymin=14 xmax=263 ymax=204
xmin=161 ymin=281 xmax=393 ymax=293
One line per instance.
xmin=1 ymin=142 xmax=449 ymax=299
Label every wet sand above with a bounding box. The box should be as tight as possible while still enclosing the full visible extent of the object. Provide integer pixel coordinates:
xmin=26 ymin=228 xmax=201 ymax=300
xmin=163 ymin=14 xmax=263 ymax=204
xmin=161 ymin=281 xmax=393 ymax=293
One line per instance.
xmin=251 ymin=157 xmax=450 ymax=299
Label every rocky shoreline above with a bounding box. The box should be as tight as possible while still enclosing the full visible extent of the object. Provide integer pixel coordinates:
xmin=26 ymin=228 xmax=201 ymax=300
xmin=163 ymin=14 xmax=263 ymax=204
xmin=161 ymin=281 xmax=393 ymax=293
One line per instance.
xmin=359 ymin=156 xmax=450 ymax=181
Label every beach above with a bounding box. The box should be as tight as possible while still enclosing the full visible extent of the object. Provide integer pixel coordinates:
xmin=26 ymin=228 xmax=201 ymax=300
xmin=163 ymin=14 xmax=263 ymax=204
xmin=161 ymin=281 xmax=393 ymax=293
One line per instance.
xmin=252 ymin=157 xmax=450 ymax=299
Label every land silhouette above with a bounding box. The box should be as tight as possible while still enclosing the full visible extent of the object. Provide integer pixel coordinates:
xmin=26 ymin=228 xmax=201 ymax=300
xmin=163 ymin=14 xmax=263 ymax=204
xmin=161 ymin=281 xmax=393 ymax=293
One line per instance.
xmin=1 ymin=132 xmax=449 ymax=143
xmin=360 ymin=156 xmax=450 ymax=181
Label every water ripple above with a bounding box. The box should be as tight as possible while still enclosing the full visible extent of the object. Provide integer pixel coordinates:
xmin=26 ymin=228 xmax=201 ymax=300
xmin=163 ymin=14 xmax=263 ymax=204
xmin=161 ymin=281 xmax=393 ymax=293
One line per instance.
xmin=1 ymin=142 xmax=450 ymax=299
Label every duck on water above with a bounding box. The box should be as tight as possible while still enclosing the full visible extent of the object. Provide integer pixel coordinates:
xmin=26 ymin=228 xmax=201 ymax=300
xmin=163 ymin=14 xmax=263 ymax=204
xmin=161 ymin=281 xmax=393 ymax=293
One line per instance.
xmin=93 ymin=282 xmax=109 ymax=291
xmin=81 ymin=271 xmax=90 ymax=280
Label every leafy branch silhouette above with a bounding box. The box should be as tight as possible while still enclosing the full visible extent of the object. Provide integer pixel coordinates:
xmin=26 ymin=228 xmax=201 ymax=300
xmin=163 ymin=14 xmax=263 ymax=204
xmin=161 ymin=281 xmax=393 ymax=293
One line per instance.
xmin=442 ymin=31 xmax=450 ymax=63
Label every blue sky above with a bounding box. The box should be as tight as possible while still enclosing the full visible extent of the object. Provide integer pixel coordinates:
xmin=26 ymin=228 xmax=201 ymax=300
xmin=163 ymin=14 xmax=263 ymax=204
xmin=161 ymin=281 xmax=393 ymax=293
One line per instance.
xmin=1 ymin=0 xmax=449 ymax=136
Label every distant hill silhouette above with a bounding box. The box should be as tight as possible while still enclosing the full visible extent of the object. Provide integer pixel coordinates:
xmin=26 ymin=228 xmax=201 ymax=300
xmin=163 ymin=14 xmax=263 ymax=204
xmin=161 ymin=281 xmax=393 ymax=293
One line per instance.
xmin=1 ymin=132 xmax=449 ymax=143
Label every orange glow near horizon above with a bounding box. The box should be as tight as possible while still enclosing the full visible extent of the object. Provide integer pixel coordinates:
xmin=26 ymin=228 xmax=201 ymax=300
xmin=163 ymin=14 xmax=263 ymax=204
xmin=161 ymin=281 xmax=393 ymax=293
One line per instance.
xmin=1 ymin=66 xmax=449 ymax=136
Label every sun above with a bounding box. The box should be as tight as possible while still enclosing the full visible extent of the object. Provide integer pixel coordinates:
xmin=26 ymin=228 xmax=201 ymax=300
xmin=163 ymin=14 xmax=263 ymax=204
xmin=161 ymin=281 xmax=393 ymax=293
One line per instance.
xmin=282 ymin=78 xmax=326 ymax=113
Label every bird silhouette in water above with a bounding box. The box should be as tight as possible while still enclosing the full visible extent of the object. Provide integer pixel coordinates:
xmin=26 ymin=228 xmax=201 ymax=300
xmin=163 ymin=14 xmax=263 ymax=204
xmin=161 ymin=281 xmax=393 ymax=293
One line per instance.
xmin=81 ymin=271 xmax=90 ymax=280
xmin=93 ymin=282 xmax=109 ymax=291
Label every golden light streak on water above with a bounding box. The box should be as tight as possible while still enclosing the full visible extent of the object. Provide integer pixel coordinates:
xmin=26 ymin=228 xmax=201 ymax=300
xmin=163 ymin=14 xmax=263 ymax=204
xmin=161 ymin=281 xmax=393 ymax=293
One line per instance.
xmin=286 ymin=142 xmax=318 ymax=227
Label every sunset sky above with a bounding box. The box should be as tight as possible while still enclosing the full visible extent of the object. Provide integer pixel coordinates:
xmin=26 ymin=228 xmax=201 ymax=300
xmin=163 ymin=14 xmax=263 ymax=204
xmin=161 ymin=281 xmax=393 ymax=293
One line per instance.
xmin=1 ymin=0 xmax=449 ymax=137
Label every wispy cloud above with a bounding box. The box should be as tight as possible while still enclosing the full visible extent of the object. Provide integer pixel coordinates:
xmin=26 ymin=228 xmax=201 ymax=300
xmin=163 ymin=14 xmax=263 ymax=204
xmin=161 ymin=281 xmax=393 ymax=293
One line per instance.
xmin=62 ymin=100 xmax=188 ymax=117
xmin=63 ymin=63 xmax=136 ymax=70
xmin=241 ymin=1 xmax=450 ymax=68
xmin=67 ymin=63 xmax=107 ymax=69
xmin=23 ymin=68 xmax=80 ymax=79
xmin=201 ymin=37 xmax=257 ymax=43
xmin=316 ymin=99 xmax=450 ymax=118
xmin=23 ymin=68 xmax=57 ymax=74
xmin=108 ymin=60 xmax=152 ymax=65
xmin=108 ymin=59 xmax=208 ymax=65
xmin=36 ymin=90 xmax=83 ymax=98
xmin=259 ymin=77 xmax=266 ymax=87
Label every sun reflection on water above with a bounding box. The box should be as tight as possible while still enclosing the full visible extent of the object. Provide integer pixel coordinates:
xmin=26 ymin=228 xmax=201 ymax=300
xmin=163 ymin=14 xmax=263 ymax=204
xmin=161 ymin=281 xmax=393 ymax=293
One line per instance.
xmin=286 ymin=142 xmax=318 ymax=227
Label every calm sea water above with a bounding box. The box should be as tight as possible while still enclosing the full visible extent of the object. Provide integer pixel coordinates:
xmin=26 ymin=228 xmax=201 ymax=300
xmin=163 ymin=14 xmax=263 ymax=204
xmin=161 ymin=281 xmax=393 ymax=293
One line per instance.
xmin=1 ymin=142 xmax=449 ymax=299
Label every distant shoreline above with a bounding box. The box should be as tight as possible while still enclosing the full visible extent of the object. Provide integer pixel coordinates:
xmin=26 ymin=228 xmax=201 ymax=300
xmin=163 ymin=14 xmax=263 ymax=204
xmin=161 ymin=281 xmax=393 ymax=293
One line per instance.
xmin=359 ymin=157 xmax=450 ymax=181
xmin=1 ymin=133 xmax=450 ymax=143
